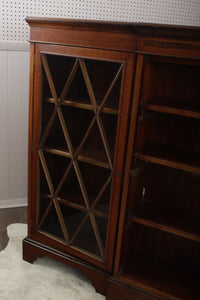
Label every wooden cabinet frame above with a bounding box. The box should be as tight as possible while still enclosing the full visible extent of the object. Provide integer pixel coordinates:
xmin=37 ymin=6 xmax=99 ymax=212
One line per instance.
xmin=23 ymin=18 xmax=200 ymax=298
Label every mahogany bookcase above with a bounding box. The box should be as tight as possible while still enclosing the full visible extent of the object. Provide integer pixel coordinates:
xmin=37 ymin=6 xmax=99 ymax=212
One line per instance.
xmin=23 ymin=17 xmax=200 ymax=299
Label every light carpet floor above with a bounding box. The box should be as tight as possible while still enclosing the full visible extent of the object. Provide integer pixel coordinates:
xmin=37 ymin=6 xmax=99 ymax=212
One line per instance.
xmin=0 ymin=223 xmax=105 ymax=300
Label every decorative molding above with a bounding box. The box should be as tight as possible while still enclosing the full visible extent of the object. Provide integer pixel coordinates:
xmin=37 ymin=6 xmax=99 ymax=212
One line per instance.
xmin=140 ymin=38 xmax=200 ymax=58
xmin=0 ymin=198 xmax=28 ymax=208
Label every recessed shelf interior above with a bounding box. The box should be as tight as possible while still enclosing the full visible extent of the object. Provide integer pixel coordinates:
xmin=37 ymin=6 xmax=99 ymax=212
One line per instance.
xmin=134 ymin=112 xmax=200 ymax=174
xmin=140 ymin=56 xmax=200 ymax=112
xmin=140 ymin=99 xmax=200 ymax=119
xmin=117 ymin=54 xmax=200 ymax=300
xmin=128 ymin=162 xmax=200 ymax=240
xmin=119 ymin=224 xmax=200 ymax=300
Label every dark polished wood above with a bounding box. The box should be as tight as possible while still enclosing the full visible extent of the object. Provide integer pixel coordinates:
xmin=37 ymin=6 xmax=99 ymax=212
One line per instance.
xmin=25 ymin=17 xmax=200 ymax=58
xmin=24 ymin=17 xmax=200 ymax=299
xmin=111 ymin=23 xmax=200 ymax=300
xmin=106 ymin=278 xmax=158 ymax=300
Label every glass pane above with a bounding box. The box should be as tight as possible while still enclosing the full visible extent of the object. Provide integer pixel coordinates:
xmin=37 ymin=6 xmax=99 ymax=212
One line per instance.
xmin=58 ymin=165 xmax=86 ymax=207
xmin=95 ymin=216 xmax=108 ymax=249
xmin=43 ymin=54 xmax=76 ymax=98
xmin=100 ymin=113 xmax=118 ymax=158
xmin=65 ymin=64 xmax=90 ymax=103
xmin=40 ymin=202 xmax=64 ymax=240
xmin=42 ymin=152 xmax=70 ymax=191
xmin=93 ymin=182 xmax=111 ymax=215
xmin=72 ymin=216 xmax=101 ymax=257
xmin=79 ymin=121 xmax=109 ymax=166
xmin=59 ymin=203 xmax=86 ymax=240
xmin=38 ymin=197 xmax=50 ymax=226
xmin=44 ymin=113 xmax=69 ymax=151
xmin=39 ymin=160 xmax=50 ymax=195
xmin=78 ymin=162 xmax=111 ymax=207
xmin=62 ymin=106 xmax=93 ymax=150
xmin=37 ymin=54 xmax=123 ymax=261
xmin=103 ymin=72 xmax=122 ymax=112
xmin=40 ymin=101 xmax=55 ymax=139
xmin=85 ymin=59 xmax=122 ymax=108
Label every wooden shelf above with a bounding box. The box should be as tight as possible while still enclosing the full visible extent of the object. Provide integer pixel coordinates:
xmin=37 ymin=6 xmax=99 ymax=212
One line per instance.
xmin=128 ymin=215 xmax=200 ymax=242
xmin=44 ymin=97 xmax=118 ymax=115
xmin=41 ymin=193 xmax=86 ymax=212
xmin=136 ymin=144 xmax=200 ymax=175
xmin=43 ymin=146 xmax=71 ymax=158
xmin=92 ymin=209 xmax=109 ymax=219
xmin=78 ymin=149 xmax=110 ymax=169
xmin=43 ymin=146 xmax=110 ymax=169
xmin=140 ymin=99 xmax=200 ymax=119
xmin=120 ymin=254 xmax=200 ymax=300
xmin=41 ymin=192 xmax=109 ymax=219
xmin=58 ymin=195 xmax=109 ymax=219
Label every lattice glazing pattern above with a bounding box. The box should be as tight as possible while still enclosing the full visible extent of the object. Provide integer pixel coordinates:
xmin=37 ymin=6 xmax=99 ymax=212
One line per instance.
xmin=38 ymin=54 xmax=123 ymax=258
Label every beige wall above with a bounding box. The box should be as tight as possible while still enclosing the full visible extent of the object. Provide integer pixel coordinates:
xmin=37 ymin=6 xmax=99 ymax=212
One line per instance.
xmin=0 ymin=43 xmax=29 ymax=207
xmin=0 ymin=0 xmax=199 ymax=207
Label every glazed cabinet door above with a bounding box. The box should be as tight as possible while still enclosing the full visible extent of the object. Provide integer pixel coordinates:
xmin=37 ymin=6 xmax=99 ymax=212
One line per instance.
xmin=29 ymin=43 xmax=135 ymax=271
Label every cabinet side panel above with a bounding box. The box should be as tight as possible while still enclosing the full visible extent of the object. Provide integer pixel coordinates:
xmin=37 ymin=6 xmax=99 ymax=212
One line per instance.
xmin=28 ymin=43 xmax=35 ymax=235
xmin=113 ymin=54 xmax=144 ymax=275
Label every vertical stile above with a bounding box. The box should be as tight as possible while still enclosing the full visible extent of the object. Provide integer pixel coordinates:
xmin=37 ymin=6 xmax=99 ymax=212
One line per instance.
xmin=113 ymin=54 xmax=145 ymax=276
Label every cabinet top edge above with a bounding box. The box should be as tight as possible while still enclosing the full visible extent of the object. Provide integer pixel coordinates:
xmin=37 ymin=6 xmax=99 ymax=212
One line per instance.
xmin=25 ymin=17 xmax=200 ymax=34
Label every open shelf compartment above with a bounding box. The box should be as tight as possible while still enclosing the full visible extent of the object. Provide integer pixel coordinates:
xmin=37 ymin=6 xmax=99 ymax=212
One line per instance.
xmin=134 ymin=112 xmax=200 ymax=174
xmin=119 ymin=222 xmax=200 ymax=300
xmin=140 ymin=56 xmax=200 ymax=117
xmin=128 ymin=161 xmax=200 ymax=241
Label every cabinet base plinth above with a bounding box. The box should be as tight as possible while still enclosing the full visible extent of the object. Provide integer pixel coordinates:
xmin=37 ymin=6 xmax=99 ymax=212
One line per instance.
xmin=106 ymin=278 xmax=157 ymax=300
xmin=23 ymin=237 xmax=109 ymax=295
